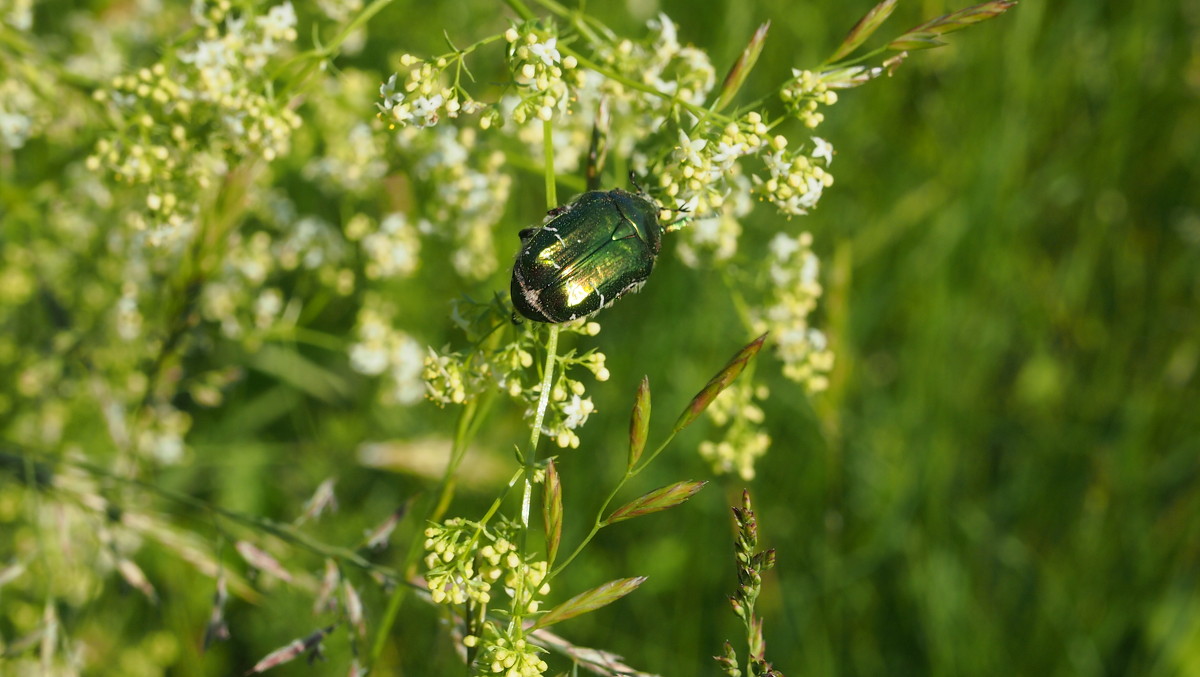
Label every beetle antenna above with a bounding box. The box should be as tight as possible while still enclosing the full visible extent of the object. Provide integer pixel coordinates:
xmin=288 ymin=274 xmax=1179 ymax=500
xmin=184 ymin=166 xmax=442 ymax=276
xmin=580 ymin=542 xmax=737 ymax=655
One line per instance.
xmin=628 ymin=170 xmax=645 ymax=194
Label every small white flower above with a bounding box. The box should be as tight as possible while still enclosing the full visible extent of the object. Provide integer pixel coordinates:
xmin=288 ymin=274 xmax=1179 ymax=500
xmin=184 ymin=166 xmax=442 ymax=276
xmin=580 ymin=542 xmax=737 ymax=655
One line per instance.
xmin=812 ymin=137 xmax=833 ymax=165
xmin=797 ymin=176 xmax=824 ymax=209
xmin=649 ymin=13 xmax=679 ymax=53
xmin=411 ymin=94 xmax=444 ymax=127
xmin=799 ymin=251 xmax=819 ymax=285
xmin=769 ymin=233 xmax=800 ymax=261
xmin=676 ymin=130 xmax=707 ymax=166
xmin=527 ymin=38 xmax=560 ymax=66
xmin=808 ymin=328 xmax=828 ymax=351
xmin=259 ymin=2 xmax=298 ymax=42
xmin=350 ymin=342 xmax=389 ymax=375
xmin=561 ymin=395 xmax=594 ymax=430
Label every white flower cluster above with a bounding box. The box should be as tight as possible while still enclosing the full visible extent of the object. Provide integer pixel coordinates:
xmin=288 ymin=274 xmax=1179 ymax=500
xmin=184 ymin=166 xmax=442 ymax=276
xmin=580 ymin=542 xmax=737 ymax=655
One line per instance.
xmin=89 ymin=1 xmax=303 ymax=246
xmin=349 ymin=304 xmax=426 ymax=406
xmin=421 ymin=303 xmax=608 ymax=448
xmin=2 ymin=0 xmax=31 ymax=30
xmin=751 ymin=136 xmax=836 ymax=217
xmin=400 ymin=125 xmax=512 ymax=280
xmin=345 ymin=212 xmax=423 ymax=280
xmin=660 ymin=112 xmax=771 ymax=219
xmin=755 ymin=232 xmax=834 ymax=391
xmin=0 ymin=79 xmax=38 ymax=150
xmin=675 ymin=174 xmax=753 ymax=268
xmin=503 ymin=23 xmax=582 ymax=124
xmin=134 ymin=402 xmax=192 ymax=464
xmin=377 ymin=55 xmax=486 ymax=129
xmin=605 ymin=13 xmax=716 ymax=110
xmin=302 ymin=71 xmax=388 ymax=194
xmin=196 ymin=210 xmax=347 ymax=344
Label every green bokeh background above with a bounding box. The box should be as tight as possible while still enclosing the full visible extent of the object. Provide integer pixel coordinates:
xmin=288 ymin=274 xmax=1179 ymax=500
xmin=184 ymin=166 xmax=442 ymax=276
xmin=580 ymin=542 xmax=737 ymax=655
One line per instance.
xmin=5 ymin=0 xmax=1200 ymax=675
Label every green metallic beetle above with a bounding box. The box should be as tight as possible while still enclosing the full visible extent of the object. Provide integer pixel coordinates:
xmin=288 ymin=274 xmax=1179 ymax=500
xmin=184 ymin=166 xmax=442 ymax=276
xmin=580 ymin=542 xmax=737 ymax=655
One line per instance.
xmin=510 ymin=188 xmax=663 ymax=324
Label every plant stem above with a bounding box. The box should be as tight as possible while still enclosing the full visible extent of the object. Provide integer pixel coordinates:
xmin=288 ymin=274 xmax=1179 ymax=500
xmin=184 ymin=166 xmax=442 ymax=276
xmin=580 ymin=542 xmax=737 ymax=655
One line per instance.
xmin=369 ymin=386 xmax=494 ymax=666
xmin=523 ymin=122 xmax=561 ymax=518
xmin=549 ymin=467 xmax=629 ymax=576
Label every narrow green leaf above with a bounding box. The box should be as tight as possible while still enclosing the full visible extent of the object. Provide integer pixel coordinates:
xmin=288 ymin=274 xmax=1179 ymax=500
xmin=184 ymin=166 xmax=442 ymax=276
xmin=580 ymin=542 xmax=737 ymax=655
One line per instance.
xmin=672 ymin=333 xmax=767 ymax=435
xmin=248 ymin=344 xmax=352 ymax=403
xmin=712 ymin=22 xmax=770 ymax=113
xmin=604 ymin=480 xmax=708 ymax=525
xmin=543 ymin=459 xmax=563 ymax=566
xmin=531 ymin=577 xmax=647 ymax=630
xmin=887 ymin=0 xmax=1017 ymax=52
xmin=627 ymin=376 xmax=651 ymax=470
xmin=887 ymin=36 xmax=946 ymax=52
xmin=585 ymin=97 xmax=610 ymax=192
xmin=828 ymin=0 xmax=899 ymax=64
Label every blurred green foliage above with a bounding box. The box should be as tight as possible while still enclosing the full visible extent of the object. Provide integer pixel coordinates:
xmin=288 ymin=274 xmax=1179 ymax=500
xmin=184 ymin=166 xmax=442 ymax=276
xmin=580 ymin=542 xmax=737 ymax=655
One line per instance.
xmin=3 ymin=0 xmax=1199 ymax=675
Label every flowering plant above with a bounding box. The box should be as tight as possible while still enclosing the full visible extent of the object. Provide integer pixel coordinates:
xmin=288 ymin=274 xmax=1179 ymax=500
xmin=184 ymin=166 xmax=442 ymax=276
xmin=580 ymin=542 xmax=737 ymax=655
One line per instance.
xmin=0 ymin=0 xmax=1013 ymax=674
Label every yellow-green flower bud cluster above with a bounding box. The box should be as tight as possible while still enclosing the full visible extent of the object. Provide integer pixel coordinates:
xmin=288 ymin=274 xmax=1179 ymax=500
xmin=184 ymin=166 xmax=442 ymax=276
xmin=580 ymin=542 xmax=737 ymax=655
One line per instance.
xmin=419 ymin=303 xmax=607 ymax=447
xmin=423 ymin=520 xmax=550 ymax=615
xmin=423 ymin=519 xmax=496 ymax=607
xmin=781 ymin=69 xmax=840 ymax=129
xmin=524 ymin=329 xmax=606 ymax=449
xmin=467 ymin=622 xmax=550 ymax=677
xmin=698 ymin=380 xmax=771 ymax=480
xmin=750 ymin=136 xmax=835 ymax=218
xmin=423 ymin=347 xmax=481 ymax=407
xmin=658 ymin=113 xmax=769 ymax=220
xmin=504 ymin=22 xmax=582 ymax=124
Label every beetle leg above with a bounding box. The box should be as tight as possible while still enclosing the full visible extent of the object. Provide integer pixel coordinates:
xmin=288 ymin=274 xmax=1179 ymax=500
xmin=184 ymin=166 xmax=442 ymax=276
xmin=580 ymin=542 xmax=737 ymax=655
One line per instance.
xmin=544 ymin=205 xmax=571 ymax=220
xmin=518 ymin=227 xmax=537 ymax=241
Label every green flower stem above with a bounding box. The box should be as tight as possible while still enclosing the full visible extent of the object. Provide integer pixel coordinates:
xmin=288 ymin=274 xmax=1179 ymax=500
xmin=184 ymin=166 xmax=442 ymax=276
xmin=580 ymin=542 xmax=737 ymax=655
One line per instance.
xmin=542 ymin=119 xmax=558 ymax=208
xmin=550 ymin=467 xmax=631 ymax=577
xmin=263 ymin=326 xmax=347 ymax=353
xmin=550 ymin=413 xmax=699 ymax=576
xmin=273 ymin=0 xmax=396 ymax=96
xmin=522 ymin=122 xmax=561 ymax=502
xmin=510 ymin=119 xmax=563 ymax=634
xmin=502 ymin=0 xmax=536 ymax=20
xmin=369 ymin=386 xmax=496 ymax=666
xmin=521 ymin=322 xmax=558 ymax=530
xmin=523 ymin=0 xmax=614 ymax=45
xmin=505 ymin=153 xmax=587 ymax=193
